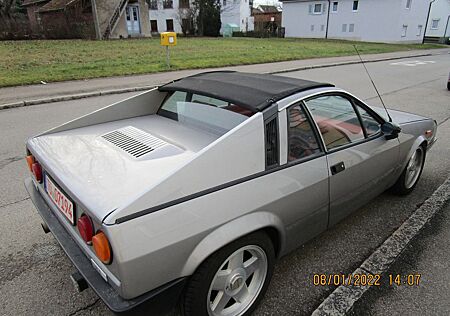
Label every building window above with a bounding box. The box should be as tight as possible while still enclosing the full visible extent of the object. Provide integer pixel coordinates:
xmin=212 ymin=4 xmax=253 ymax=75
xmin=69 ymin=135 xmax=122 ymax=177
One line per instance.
xmin=321 ymin=24 xmax=325 ymax=31
xmin=417 ymin=25 xmax=422 ymax=36
xmin=431 ymin=19 xmax=439 ymax=29
xmin=310 ymin=3 xmax=323 ymax=14
xmin=150 ymin=20 xmax=158 ymax=32
xmin=179 ymin=0 xmax=189 ymax=8
xmin=311 ymin=24 xmax=315 ymax=31
xmin=352 ymin=0 xmax=359 ymax=11
xmin=401 ymin=25 xmax=408 ymax=37
xmin=342 ymin=24 xmax=347 ymax=32
xmin=163 ymin=0 xmax=173 ymax=9
xmin=349 ymin=23 xmax=354 ymax=32
xmin=332 ymin=1 xmax=338 ymax=12
xmin=406 ymin=0 xmax=412 ymax=9
xmin=223 ymin=0 xmax=226 ymax=5
xmin=149 ymin=0 xmax=158 ymax=10
xmin=166 ymin=19 xmax=174 ymax=31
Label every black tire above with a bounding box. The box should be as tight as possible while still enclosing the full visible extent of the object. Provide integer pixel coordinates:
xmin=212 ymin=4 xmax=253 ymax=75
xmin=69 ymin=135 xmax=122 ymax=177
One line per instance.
xmin=447 ymin=82 xmax=450 ymax=91
xmin=181 ymin=231 xmax=275 ymax=316
xmin=390 ymin=145 xmax=426 ymax=195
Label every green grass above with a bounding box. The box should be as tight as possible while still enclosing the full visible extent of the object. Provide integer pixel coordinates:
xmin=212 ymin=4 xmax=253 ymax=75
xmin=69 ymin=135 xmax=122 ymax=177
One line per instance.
xmin=0 ymin=37 xmax=443 ymax=87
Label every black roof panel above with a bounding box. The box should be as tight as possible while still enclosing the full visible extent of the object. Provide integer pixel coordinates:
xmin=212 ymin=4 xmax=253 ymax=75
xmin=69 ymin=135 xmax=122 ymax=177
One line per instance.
xmin=159 ymin=71 xmax=334 ymax=112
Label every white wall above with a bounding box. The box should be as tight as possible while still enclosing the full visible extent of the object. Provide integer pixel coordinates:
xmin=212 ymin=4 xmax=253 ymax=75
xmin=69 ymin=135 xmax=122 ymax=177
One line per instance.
xmin=282 ymin=0 xmax=430 ymax=43
xmin=426 ymin=0 xmax=450 ymax=37
xmin=149 ymin=0 xmax=253 ymax=34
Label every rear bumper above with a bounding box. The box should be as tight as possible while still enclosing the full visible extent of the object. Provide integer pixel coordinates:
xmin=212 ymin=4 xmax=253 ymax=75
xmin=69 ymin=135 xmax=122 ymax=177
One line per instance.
xmin=24 ymin=177 xmax=186 ymax=313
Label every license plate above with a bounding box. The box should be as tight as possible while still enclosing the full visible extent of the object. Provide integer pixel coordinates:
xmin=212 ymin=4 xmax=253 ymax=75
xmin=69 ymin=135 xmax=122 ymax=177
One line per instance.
xmin=45 ymin=175 xmax=75 ymax=225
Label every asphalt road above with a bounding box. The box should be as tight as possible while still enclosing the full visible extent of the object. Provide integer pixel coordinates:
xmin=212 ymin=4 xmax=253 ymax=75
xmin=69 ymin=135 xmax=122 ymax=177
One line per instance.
xmin=0 ymin=53 xmax=449 ymax=316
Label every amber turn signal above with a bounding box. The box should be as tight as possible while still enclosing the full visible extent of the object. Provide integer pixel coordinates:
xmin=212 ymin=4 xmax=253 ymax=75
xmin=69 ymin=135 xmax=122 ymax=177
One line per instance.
xmin=26 ymin=155 xmax=34 ymax=171
xmin=92 ymin=231 xmax=112 ymax=264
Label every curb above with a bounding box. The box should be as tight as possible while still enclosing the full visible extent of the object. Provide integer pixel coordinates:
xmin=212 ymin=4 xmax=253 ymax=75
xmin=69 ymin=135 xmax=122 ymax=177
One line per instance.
xmin=311 ymin=175 xmax=450 ymax=316
xmin=267 ymin=53 xmax=433 ymax=75
xmin=0 ymin=51 xmax=440 ymax=111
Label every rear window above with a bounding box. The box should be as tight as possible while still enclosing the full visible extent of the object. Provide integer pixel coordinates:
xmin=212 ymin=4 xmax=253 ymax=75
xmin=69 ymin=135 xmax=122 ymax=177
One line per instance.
xmin=158 ymin=91 xmax=254 ymax=135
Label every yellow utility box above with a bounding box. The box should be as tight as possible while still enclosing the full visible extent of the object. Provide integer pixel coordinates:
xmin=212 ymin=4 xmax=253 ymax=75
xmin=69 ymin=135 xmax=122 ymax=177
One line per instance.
xmin=160 ymin=32 xmax=177 ymax=46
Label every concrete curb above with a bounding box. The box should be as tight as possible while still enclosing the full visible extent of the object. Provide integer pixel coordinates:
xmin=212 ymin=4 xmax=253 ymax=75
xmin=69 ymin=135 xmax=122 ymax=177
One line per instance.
xmin=0 ymin=51 xmax=439 ymax=111
xmin=311 ymin=175 xmax=450 ymax=316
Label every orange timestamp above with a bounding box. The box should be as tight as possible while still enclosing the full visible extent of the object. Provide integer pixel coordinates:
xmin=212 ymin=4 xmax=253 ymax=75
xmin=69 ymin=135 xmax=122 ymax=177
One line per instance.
xmin=313 ymin=274 xmax=421 ymax=287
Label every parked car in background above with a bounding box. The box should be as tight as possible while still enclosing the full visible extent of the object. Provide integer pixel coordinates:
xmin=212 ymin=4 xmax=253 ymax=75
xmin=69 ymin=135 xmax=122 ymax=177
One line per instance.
xmin=25 ymin=72 xmax=437 ymax=315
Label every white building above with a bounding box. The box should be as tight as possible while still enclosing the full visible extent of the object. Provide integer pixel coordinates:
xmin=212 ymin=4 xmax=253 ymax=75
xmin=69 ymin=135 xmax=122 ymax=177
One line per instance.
xmin=425 ymin=0 xmax=450 ymax=38
xmin=281 ymin=0 xmax=430 ymax=43
xmin=148 ymin=0 xmax=253 ymax=34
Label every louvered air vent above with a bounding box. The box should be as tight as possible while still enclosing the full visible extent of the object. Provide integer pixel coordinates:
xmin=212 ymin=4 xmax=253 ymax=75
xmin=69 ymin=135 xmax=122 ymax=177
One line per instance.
xmin=265 ymin=117 xmax=279 ymax=168
xmin=101 ymin=126 xmax=168 ymax=158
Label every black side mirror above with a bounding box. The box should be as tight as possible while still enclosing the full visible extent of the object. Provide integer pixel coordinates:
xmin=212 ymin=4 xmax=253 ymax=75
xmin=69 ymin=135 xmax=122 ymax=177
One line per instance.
xmin=381 ymin=122 xmax=401 ymax=140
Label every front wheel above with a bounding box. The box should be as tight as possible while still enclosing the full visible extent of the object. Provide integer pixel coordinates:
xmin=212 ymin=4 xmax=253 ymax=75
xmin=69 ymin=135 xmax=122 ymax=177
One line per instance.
xmin=391 ymin=145 xmax=425 ymax=195
xmin=182 ymin=231 xmax=275 ymax=316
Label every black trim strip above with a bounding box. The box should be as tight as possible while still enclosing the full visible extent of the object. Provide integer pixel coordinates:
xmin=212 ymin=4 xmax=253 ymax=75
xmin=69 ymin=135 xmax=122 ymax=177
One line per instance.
xmin=113 ymin=152 xmax=326 ymax=224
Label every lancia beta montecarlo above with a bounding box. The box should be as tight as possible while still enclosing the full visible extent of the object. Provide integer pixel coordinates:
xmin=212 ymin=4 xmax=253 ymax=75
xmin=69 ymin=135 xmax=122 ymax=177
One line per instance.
xmin=25 ymin=72 xmax=437 ymax=316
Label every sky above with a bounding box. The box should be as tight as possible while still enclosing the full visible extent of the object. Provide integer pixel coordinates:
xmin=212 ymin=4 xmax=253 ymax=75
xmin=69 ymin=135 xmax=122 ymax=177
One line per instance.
xmin=253 ymin=0 xmax=282 ymax=7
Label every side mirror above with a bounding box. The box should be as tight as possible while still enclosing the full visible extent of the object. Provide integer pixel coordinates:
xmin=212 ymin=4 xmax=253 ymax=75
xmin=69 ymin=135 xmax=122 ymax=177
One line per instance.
xmin=381 ymin=122 xmax=401 ymax=140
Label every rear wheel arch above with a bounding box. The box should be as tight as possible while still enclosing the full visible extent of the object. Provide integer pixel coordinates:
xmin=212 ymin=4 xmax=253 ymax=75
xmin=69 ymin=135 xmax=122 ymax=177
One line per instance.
xmin=180 ymin=212 xmax=285 ymax=277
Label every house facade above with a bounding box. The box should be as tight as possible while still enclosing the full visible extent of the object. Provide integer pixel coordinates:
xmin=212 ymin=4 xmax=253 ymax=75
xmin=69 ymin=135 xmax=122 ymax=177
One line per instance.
xmin=281 ymin=0 xmax=430 ymax=43
xmin=23 ymin=0 xmax=151 ymax=39
xmin=425 ymin=0 xmax=450 ymax=39
xmin=148 ymin=0 xmax=254 ymax=34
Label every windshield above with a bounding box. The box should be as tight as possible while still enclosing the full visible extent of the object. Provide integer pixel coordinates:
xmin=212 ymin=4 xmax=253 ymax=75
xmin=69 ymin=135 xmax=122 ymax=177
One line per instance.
xmin=158 ymin=91 xmax=254 ymax=135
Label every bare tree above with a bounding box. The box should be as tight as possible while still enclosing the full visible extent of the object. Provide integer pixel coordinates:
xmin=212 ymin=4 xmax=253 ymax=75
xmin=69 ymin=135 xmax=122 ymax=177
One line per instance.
xmin=175 ymin=6 xmax=197 ymax=35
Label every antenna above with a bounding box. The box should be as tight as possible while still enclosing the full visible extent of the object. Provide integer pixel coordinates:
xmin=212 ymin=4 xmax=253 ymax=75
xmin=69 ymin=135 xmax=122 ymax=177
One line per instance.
xmin=353 ymin=45 xmax=392 ymax=122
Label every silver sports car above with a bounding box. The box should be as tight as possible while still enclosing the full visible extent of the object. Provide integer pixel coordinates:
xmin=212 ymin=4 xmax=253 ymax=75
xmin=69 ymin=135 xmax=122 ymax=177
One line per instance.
xmin=24 ymin=72 xmax=437 ymax=315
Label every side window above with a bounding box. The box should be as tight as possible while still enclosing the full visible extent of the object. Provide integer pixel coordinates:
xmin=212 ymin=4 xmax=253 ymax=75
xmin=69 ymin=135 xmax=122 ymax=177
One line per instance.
xmin=305 ymin=95 xmax=364 ymax=150
xmin=356 ymin=105 xmax=381 ymax=136
xmin=287 ymin=103 xmax=321 ymax=161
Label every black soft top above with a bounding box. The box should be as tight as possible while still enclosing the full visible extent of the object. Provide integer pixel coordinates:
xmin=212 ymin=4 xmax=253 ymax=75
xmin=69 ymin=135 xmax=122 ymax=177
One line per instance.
xmin=159 ymin=71 xmax=334 ymax=112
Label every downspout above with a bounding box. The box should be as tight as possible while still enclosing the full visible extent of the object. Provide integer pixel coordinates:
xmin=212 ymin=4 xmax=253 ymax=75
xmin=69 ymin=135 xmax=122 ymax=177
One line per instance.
xmin=444 ymin=15 xmax=450 ymax=38
xmin=91 ymin=0 xmax=101 ymax=40
xmin=422 ymin=0 xmax=436 ymax=44
xmin=325 ymin=0 xmax=331 ymax=39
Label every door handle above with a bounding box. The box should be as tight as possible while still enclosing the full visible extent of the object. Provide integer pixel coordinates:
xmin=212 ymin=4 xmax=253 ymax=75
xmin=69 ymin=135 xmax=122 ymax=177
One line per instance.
xmin=330 ymin=161 xmax=346 ymax=175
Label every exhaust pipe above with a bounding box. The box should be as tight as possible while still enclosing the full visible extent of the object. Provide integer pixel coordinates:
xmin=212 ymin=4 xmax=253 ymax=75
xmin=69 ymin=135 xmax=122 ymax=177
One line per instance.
xmin=41 ymin=222 xmax=50 ymax=234
xmin=70 ymin=271 xmax=89 ymax=293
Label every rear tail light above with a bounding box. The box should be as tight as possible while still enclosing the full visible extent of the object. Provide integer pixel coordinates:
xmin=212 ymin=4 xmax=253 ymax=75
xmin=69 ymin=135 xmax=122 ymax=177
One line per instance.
xmin=92 ymin=231 xmax=112 ymax=264
xmin=32 ymin=162 xmax=43 ymax=183
xmin=26 ymin=155 xmax=34 ymax=171
xmin=77 ymin=215 xmax=94 ymax=244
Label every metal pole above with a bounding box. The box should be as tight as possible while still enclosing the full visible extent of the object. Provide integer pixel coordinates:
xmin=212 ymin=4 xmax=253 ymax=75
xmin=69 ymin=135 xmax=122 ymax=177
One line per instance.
xmin=444 ymin=15 xmax=450 ymax=38
xmin=91 ymin=0 xmax=102 ymax=40
xmin=166 ymin=46 xmax=170 ymax=69
xmin=422 ymin=0 xmax=436 ymax=44
xmin=325 ymin=0 xmax=331 ymax=39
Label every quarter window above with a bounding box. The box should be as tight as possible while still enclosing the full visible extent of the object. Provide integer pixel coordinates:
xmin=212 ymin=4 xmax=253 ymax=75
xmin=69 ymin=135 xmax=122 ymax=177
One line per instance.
xmin=305 ymin=95 xmax=364 ymax=150
xmin=356 ymin=105 xmax=381 ymax=136
xmin=287 ymin=104 xmax=321 ymax=161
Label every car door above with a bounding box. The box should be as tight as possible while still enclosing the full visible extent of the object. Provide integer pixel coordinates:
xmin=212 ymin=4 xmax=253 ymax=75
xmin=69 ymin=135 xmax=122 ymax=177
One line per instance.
xmin=303 ymin=93 xmax=400 ymax=227
xmin=273 ymin=102 xmax=329 ymax=252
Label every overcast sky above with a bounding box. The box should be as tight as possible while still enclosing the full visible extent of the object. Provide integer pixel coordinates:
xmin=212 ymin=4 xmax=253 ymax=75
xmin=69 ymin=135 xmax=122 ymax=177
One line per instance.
xmin=253 ymin=0 xmax=282 ymax=7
